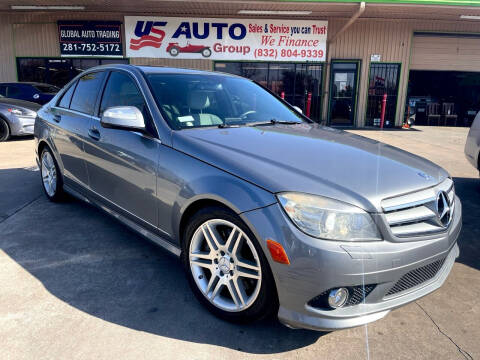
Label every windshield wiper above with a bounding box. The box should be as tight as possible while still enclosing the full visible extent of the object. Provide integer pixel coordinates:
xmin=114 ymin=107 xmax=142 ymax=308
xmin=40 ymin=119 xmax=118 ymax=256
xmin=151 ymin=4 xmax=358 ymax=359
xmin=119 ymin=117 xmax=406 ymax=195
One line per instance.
xmin=246 ymin=119 xmax=301 ymax=127
xmin=217 ymin=123 xmax=241 ymax=128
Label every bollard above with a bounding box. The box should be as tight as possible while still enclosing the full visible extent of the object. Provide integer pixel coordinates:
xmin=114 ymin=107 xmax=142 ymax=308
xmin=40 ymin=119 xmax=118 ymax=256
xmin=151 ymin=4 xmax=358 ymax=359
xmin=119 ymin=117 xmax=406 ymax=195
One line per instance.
xmin=380 ymin=93 xmax=387 ymax=129
xmin=306 ymin=92 xmax=312 ymax=118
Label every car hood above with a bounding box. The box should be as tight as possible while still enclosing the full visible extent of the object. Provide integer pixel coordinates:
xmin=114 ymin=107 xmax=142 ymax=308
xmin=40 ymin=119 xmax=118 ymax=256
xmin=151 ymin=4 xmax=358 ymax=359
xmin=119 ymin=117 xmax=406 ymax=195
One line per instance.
xmin=172 ymin=123 xmax=449 ymax=212
xmin=0 ymin=97 xmax=41 ymax=111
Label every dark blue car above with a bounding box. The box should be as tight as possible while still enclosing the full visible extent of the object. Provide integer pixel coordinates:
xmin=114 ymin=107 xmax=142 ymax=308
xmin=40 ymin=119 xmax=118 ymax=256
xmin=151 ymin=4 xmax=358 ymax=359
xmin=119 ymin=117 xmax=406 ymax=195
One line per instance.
xmin=0 ymin=82 xmax=59 ymax=105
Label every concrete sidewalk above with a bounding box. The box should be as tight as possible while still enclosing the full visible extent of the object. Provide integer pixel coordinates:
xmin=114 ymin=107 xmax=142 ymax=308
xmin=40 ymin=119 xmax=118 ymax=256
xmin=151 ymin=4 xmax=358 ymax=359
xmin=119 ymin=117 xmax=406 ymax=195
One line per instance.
xmin=0 ymin=128 xmax=478 ymax=360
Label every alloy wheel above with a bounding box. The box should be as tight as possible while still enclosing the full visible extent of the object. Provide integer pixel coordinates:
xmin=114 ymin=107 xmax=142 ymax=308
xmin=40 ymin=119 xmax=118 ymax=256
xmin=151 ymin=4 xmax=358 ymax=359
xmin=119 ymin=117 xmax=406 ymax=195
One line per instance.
xmin=41 ymin=151 xmax=57 ymax=197
xmin=189 ymin=219 xmax=262 ymax=312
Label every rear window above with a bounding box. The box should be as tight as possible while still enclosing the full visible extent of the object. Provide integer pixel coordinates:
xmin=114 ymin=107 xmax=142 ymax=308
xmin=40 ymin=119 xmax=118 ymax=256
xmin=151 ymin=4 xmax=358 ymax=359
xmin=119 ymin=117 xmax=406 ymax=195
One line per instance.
xmin=57 ymin=81 xmax=77 ymax=109
xmin=70 ymin=72 xmax=106 ymax=115
xmin=33 ymin=84 xmax=59 ymax=94
xmin=6 ymin=85 xmax=21 ymax=98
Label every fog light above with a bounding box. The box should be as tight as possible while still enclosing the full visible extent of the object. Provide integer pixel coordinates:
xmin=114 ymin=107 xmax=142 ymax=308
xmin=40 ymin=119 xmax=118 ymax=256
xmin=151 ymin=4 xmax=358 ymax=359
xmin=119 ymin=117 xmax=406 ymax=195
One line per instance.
xmin=328 ymin=288 xmax=349 ymax=308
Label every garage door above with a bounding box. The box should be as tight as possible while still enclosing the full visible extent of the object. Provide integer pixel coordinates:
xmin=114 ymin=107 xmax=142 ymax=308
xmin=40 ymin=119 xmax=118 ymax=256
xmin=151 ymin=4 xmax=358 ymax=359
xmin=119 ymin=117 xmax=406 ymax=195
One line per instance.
xmin=410 ymin=33 xmax=480 ymax=72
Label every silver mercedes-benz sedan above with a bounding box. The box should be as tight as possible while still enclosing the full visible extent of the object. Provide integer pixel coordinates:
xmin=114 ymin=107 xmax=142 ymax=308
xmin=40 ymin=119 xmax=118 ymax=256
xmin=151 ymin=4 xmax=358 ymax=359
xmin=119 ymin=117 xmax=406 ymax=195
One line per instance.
xmin=34 ymin=65 xmax=461 ymax=331
xmin=0 ymin=95 xmax=40 ymax=141
xmin=465 ymin=112 xmax=480 ymax=176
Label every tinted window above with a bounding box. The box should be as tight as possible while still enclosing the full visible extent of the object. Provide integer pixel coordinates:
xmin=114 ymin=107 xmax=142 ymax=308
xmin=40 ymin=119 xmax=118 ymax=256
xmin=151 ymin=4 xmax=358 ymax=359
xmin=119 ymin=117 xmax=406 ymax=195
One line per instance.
xmin=57 ymin=81 xmax=77 ymax=109
xmin=33 ymin=84 xmax=59 ymax=93
xmin=100 ymin=72 xmax=148 ymax=117
xmin=0 ymin=85 xmax=6 ymax=96
xmin=6 ymin=85 xmax=22 ymax=98
xmin=99 ymin=71 xmax=154 ymax=134
xmin=70 ymin=72 xmax=105 ymax=115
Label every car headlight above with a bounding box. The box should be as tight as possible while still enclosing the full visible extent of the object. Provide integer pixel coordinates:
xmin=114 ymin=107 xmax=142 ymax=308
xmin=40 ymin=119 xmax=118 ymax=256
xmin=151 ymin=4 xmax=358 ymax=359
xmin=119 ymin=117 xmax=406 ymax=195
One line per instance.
xmin=277 ymin=192 xmax=382 ymax=241
xmin=8 ymin=108 xmax=30 ymax=116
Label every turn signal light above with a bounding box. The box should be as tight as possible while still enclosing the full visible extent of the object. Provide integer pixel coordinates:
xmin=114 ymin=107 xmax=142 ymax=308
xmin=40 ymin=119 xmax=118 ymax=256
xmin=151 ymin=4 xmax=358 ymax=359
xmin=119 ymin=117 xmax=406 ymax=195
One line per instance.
xmin=266 ymin=239 xmax=290 ymax=265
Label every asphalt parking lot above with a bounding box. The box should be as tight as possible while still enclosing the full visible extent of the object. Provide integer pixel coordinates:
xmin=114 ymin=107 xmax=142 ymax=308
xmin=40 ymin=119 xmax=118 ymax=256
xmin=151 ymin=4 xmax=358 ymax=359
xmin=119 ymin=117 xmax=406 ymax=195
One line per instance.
xmin=0 ymin=126 xmax=479 ymax=360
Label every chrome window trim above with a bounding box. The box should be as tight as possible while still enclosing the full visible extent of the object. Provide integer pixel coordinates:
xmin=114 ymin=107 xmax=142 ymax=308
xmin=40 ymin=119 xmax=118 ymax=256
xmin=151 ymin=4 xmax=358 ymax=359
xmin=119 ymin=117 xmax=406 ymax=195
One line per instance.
xmin=52 ymin=106 xmax=100 ymax=120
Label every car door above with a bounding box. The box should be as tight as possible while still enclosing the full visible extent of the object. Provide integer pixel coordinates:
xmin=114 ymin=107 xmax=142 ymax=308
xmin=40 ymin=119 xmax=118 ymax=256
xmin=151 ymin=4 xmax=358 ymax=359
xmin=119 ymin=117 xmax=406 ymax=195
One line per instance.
xmin=83 ymin=70 xmax=160 ymax=229
xmin=51 ymin=71 xmax=106 ymax=190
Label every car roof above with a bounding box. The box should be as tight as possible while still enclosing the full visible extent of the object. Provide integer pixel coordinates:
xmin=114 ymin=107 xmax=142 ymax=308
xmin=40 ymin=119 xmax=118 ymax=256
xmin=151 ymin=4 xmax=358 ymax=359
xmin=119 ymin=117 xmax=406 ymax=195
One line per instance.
xmin=83 ymin=64 xmax=243 ymax=79
xmin=0 ymin=82 xmax=56 ymax=87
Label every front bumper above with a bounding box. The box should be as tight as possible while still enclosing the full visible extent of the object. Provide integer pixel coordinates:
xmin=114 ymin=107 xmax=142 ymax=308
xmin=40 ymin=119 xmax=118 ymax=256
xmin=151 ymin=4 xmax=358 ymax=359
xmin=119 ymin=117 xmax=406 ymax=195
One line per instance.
xmin=240 ymin=196 xmax=462 ymax=331
xmin=9 ymin=115 xmax=36 ymax=136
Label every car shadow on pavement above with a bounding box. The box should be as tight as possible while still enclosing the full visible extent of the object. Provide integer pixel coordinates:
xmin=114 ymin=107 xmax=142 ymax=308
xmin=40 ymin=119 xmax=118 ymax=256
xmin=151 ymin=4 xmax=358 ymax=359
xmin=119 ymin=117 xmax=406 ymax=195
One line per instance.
xmin=0 ymin=167 xmax=42 ymax=222
xmin=0 ymin=184 xmax=323 ymax=354
xmin=8 ymin=135 xmax=34 ymax=142
xmin=1 ymin=169 xmax=477 ymax=353
xmin=452 ymin=177 xmax=480 ymax=271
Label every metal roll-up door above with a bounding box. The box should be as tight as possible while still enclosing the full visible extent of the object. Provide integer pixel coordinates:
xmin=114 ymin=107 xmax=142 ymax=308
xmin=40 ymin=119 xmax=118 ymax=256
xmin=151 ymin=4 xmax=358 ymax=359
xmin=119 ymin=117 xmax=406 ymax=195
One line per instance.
xmin=410 ymin=32 xmax=480 ymax=72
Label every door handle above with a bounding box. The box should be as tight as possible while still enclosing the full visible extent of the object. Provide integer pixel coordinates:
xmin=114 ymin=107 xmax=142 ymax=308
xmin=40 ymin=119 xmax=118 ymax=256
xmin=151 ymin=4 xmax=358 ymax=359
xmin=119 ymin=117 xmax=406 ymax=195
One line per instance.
xmin=88 ymin=128 xmax=101 ymax=141
xmin=53 ymin=114 xmax=61 ymax=123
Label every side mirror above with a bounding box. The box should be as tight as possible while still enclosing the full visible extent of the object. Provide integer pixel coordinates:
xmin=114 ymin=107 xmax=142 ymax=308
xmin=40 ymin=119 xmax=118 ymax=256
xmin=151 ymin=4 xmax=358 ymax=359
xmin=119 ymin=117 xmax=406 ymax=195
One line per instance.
xmin=293 ymin=106 xmax=303 ymax=114
xmin=100 ymin=106 xmax=146 ymax=132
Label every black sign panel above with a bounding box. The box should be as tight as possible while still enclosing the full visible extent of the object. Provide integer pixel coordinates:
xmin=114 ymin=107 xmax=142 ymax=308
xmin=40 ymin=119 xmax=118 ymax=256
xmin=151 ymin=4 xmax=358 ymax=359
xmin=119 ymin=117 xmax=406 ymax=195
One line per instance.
xmin=58 ymin=21 xmax=123 ymax=57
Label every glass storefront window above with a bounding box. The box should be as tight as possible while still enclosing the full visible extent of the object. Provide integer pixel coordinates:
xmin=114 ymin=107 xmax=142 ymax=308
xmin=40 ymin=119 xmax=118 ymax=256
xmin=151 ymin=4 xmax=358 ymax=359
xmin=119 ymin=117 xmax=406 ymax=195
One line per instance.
xmin=214 ymin=61 xmax=324 ymax=123
xmin=16 ymin=58 xmax=45 ymax=84
xmin=365 ymin=63 xmax=401 ymax=127
xmin=16 ymin=57 xmax=129 ymax=88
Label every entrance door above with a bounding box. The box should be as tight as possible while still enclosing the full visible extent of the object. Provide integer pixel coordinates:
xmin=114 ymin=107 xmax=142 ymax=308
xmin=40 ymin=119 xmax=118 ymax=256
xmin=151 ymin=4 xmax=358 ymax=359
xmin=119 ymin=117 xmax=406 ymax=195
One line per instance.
xmin=329 ymin=62 xmax=359 ymax=126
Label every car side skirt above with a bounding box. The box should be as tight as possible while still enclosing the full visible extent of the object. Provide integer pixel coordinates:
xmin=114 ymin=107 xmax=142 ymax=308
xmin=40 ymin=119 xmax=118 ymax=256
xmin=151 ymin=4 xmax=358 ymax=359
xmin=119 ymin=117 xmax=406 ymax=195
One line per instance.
xmin=64 ymin=184 xmax=182 ymax=257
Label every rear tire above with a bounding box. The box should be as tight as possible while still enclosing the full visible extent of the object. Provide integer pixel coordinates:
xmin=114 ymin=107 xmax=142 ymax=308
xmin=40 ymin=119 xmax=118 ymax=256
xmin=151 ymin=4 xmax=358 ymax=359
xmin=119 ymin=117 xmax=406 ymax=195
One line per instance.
xmin=40 ymin=147 xmax=64 ymax=202
xmin=182 ymin=206 xmax=278 ymax=323
xmin=0 ymin=118 xmax=10 ymax=142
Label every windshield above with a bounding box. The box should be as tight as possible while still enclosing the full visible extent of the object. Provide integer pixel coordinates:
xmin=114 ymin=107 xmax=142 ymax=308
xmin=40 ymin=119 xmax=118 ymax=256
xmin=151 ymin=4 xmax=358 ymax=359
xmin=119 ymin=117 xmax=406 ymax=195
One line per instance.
xmin=33 ymin=84 xmax=59 ymax=94
xmin=146 ymin=73 xmax=304 ymax=129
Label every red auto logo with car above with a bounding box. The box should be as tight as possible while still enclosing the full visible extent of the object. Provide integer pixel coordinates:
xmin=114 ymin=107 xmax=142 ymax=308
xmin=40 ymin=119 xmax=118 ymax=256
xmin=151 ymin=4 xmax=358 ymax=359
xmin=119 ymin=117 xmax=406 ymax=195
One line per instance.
xmin=166 ymin=42 xmax=212 ymax=58
xmin=129 ymin=21 xmax=167 ymax=50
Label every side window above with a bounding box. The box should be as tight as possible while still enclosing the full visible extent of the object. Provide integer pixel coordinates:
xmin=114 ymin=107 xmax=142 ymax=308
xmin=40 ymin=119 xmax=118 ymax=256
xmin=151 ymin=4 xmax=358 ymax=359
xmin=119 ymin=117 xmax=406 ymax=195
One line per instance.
xmin=70 ymin=72 xmax=105 ymax=115
xmin=99 ymin=71 xmax=154 ymax=134
xmin=100 ymin=71 xmax=148 ymax=117
xmin=6 ymin=85 xmax=21 ymax=98
xmin=57 ymin=81 xmax=77 ymax=109
xmin=0 ymin=85 xmax=6 ymax=96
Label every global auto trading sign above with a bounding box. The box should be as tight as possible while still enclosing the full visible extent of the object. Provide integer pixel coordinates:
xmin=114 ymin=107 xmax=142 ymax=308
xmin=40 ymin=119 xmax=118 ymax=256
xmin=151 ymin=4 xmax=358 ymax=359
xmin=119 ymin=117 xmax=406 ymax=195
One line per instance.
xmin=124 ymin=17 xmax=327 ymax=61
xmin=58 ymin=21 xmax=123 ymax=57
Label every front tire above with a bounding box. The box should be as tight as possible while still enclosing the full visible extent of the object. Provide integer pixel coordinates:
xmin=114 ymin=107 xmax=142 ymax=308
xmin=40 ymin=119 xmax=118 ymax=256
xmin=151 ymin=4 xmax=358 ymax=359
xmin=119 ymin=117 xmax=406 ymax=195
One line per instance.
xmin=40 ymin=147 xmax=64 ymax=202
xmin=201 ymin=48 xmax=212 ymax=58
xmin=0 ymin=118 xmax=10 ymax=142
xmin=182 ymin=206 xmax=278 ymax=323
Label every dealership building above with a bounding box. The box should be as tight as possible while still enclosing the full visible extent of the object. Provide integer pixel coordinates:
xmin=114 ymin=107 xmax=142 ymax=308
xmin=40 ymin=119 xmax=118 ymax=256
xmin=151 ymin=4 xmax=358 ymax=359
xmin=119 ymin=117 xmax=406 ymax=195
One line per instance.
xmin=1 ymin=0 xmax=480 ymax=128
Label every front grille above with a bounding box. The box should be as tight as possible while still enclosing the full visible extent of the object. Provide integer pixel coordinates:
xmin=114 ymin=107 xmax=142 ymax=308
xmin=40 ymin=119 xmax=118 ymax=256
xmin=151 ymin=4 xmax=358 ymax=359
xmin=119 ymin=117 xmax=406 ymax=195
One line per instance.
xmin=308 ymin=284 xmax=376 ymax=310
xmin=385 ymin=258 xmax=446 ymax=296
xmin=381 ymin=178 xmax=455 ymax=237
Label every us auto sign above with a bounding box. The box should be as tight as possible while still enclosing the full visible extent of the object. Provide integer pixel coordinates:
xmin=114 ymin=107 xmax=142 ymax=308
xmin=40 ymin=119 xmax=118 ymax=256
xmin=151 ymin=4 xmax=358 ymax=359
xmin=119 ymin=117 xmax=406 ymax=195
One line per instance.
xmin=124 ymin=17 xmax=327 ymax=61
